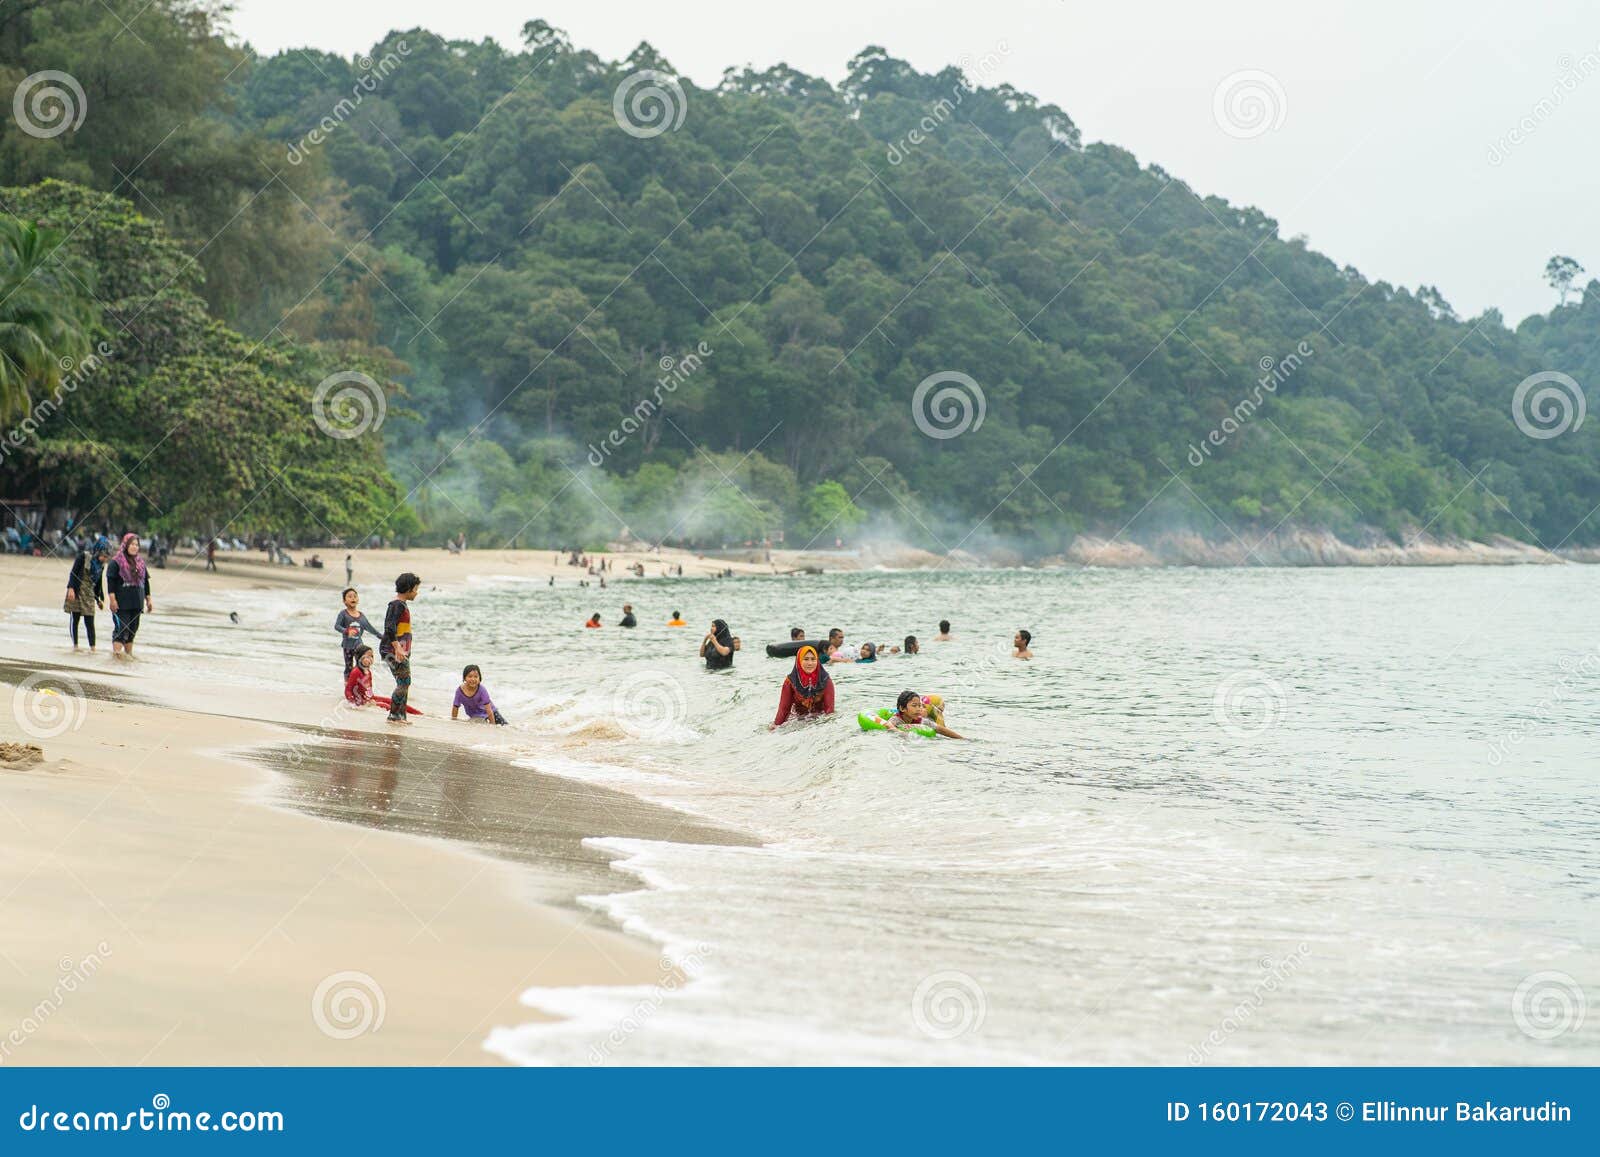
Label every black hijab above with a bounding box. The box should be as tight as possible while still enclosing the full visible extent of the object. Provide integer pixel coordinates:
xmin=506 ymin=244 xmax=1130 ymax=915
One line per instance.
xmin=704 ymin=619 xmax=734 ymax=668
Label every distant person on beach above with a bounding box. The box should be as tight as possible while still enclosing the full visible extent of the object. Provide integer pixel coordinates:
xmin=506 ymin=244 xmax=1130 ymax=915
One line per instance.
xmin=620 ymin=604 xmax=637 ymax=628
xmin=1013 ymin=630 xmax=1033 ymax=660
xmin=63 ymin=544 xmax=106 ymax=650
xmin=667 ymin=611 xmax=686 ymax=627
xmin=903 ymin=635 xmax=919 ymax=655
xmin=205 ymin=538 xmax=217 ymax=572
xmin=345 ymin=553 xmax=353 ymax=585
xmin=585 ymin=612 xmax=602 ymax=628
xmin=887 ymin=690 xmax=964 ymax=739
xmin=106 ymin=533 xmax=152 ymax=657
xmin=451 ymin=664 xmax=506 ymax=725
xmin=935 ymin=620 xmax=952 ymax=642
xmin=770 ymin=645 xmax=834 ymax=728
xmin=701 ymin=619 xmax=734 ymax=670
xmin=334 ymin=588 xmax=381 ymax=675
xmin=379 ymin=572 xmax=420 ymax=724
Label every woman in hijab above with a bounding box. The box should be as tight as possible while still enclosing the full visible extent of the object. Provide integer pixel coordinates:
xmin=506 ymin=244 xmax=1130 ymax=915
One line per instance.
xmin=106 ymin=532 xmax=153 ymax=656
xmin=700 ymin=618 xmax=734 ymax=670
xmin=63 ymin=543 xmax=107 ymax=650
xmin=771 ymin=645 xmax=834 ymax=728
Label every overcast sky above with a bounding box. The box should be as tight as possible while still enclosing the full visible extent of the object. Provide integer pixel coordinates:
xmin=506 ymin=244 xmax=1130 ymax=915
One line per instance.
xmin=227 ymin=0 xmax=1599 ymax=324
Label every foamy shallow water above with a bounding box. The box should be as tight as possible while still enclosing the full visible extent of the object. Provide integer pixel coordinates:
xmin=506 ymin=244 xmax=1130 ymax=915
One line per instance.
xmin=9 ymin=565 xmax=1597 ymax=1063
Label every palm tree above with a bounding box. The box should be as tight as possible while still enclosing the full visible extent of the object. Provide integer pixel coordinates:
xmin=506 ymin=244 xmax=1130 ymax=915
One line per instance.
xmin=0 ymin=218 xmax=96 ymax=422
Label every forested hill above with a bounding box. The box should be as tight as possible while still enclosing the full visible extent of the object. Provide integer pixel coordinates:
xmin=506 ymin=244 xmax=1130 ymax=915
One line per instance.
xmin=4 ymin=4 xmax=1596 ymax=553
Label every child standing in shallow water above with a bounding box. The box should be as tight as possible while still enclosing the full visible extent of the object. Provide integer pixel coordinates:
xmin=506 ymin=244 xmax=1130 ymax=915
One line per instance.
xmin=334 ymin=588 xmax=380 ymax=675
xmin=379 ymin=572 xmax=420 ymax=724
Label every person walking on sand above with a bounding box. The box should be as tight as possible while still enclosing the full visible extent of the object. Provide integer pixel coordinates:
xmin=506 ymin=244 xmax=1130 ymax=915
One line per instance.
xmin=345 ymin=553 xmax=354 ymax=585
xmin=64 ymin=544 xmax=106 ymax=650
xmin=106 ymin=533 xmax=153 ymax=657
xmin=205 ymin=537 xmax=217 ymax=572
xmin=379 ymin=572 xmax=421 ymax=724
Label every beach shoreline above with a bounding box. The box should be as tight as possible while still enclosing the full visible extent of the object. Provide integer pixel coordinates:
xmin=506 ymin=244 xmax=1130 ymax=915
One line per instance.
xmin=0 ymin=549 xmax=755 ymax=1065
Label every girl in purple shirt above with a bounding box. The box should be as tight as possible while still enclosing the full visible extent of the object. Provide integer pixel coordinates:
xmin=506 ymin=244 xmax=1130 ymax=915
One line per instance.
xmin=451 ymin=664 xmax=507 ymax=725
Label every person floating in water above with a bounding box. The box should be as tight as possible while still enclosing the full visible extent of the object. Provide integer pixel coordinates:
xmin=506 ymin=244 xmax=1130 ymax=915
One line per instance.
xmin=334 ymin=587 xmax=381 ymax=675
xmin=887 ymin=690 xmax=964 ymax=739
xmin=934 ymin=619 xmax=952 ymax=642
xmin=452 ymin=664 xmax=507 ymax=725
xmin=701 ymin=619 xmax=734 ymax=669
xmin=1013 ymin=629 xmax=1033 ymax=660
xmin=585 ymin=611 xmax=602 ymax=628
xmin=789 ymin=627 xmax=805 ymax=641
xmin=857 ymin=642 xmax=878 ymax=663
xmin=822 ymin=627 xmax=851 ymax=663
xmin=771 ymin=645 xmax=834 ymax=728
xmin=379 ymin=572 xmax=420 ymax=724
xmin=620 ymin=603 xmax=637 ymax=628
xmin=902 ymin=635 xmax=920 ymax=655
xmin=667 ymin=610 xmax=687 ymax=627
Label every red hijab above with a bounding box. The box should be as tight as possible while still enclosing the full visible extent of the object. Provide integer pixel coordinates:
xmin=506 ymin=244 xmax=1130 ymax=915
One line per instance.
xmin=788 ymin=645 xmax=829 ymax=695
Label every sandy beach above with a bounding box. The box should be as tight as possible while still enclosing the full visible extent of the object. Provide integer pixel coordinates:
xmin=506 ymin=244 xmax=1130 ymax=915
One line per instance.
xmin=0 ymin=547 xmax=753 ymax=1065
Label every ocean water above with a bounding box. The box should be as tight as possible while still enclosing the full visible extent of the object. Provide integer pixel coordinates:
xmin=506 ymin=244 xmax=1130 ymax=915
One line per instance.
xmin=10 ymin=564 xmax=1598 ymax=1064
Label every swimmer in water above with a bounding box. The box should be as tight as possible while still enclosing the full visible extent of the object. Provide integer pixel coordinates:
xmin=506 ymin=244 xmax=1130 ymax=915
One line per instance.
xmin=668 ymin=611 xmax=687 ymax=627
xmin=934 ymin=619 xmax=952 ymax=642
xmin=1013 ymin=629 xmax=1033 ymax=660
xmin=857 ymin=641 xmax=878 ymax=663
xmin=770 ymin=645 xmax=834 ymax=728
xmin=585 ymin=612 xmax=602 ymax=628
xmin=886 ymin=689 xmax=964 ymax=739
xmin=903 ymin=635 xmax=919 ymax=655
